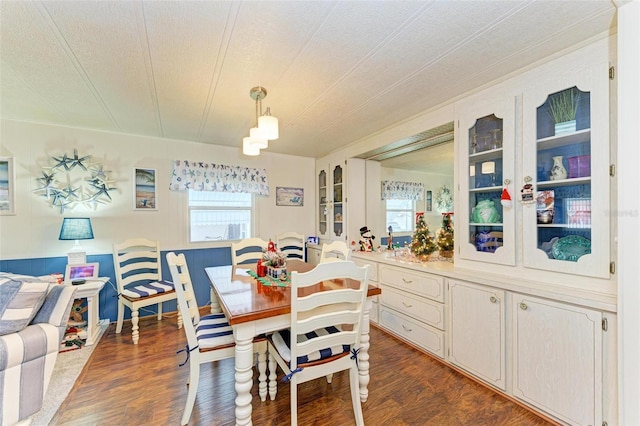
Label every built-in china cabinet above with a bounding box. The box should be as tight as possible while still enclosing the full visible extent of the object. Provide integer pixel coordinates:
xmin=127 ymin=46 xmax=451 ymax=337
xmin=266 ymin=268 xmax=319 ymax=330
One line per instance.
xmin=317 ymin=162 xmax=345 ymax=241
xmin=457 ymin=61 xmax=611 ymax=280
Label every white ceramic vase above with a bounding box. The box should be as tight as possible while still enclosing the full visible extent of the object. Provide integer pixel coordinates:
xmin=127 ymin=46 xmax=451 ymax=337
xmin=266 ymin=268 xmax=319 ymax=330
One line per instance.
xmin=549 ymin=156 xmax=568 ymax=181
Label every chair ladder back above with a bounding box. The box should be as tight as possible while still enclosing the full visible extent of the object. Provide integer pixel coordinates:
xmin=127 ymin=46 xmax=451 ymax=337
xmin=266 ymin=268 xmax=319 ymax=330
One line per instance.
xmin=319 ymin=241 xmax=351 ymax=263
xmin=289 ymin=261 xmax=369 ymax=369
xmin=166 ymin=252 xmax=200 ymax=349
xmin=276 ymin=232 xmax=306 ymax=262
xmin=113 ymin=239 xmax=162 ymax=290
xmin=231 ymin=238 xmax=268 ymax=266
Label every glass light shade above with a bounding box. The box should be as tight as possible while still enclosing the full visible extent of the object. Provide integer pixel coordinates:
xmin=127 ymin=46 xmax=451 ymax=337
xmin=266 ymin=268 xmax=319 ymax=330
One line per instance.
xmin=242 ymin=138 xmax=260 ymax=156
xmin=249 ymin=127 xmax=268 ymax=149
xmin=481 ymin=161 xmax=495 ymax=174
xmin=258 ymin=112 xmax=279 ymax=140
xmin=59 ymin=218 xmax=94 ymax=240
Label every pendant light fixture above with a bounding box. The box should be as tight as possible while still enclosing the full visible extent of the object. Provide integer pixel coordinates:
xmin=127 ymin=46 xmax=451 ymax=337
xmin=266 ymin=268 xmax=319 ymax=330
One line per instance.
xmin=242 ymin=86 xmax=279 ymax=155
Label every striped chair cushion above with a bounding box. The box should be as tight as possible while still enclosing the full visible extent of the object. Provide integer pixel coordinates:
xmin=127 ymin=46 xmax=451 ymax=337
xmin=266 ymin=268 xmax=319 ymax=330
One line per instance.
xmin=196 ymin=313 xmax=234 ymax=349
xmin=271 ymin=326 xmax=349 ymax=366
xmin=0 ymin=276 xmax=49 ymax=336
xmin=121 ymin=280 xmax=174 ymax=298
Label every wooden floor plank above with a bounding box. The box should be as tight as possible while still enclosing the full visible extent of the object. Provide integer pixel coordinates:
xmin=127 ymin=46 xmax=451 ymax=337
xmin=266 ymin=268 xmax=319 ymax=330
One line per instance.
xmin=51 ymin=311 xmax=556 ymax=425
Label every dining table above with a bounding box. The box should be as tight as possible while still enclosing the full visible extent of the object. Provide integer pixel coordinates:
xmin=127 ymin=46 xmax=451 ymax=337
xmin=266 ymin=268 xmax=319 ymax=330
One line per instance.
xmin=205 ymin=259 xmax=382 ymax=426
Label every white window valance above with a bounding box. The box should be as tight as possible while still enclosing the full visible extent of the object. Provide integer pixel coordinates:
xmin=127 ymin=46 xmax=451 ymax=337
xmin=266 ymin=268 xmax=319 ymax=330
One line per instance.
xmin=381 ymin=180 xmax=424 ymax=200
xmin=169 ymin=160 xmax=270 ymax=196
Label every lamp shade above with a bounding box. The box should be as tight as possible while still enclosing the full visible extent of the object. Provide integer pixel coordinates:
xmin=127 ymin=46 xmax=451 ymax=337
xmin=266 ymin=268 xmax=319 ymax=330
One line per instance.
xmin=249 ymin=127 xmax=269 ymax=149
xmin=481 ymin=161 xmax=495 ymax=174
xmin=59 ymin=218 xmax=94 ymax=241
xmin=242 ymin=138 xmax=260 ymax=156
xmin=258 ymin=107 xmax=278 ymax=140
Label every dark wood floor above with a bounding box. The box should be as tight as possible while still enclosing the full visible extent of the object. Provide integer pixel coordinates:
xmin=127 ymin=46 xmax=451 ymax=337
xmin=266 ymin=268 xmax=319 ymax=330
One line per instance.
xmin=51 ymin=311 xmax=556 ymax=426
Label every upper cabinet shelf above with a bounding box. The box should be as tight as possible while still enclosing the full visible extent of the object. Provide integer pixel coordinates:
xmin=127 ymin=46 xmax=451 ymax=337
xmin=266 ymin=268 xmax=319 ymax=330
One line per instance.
xmin=536 ymin=129 xmax=591 ymax=150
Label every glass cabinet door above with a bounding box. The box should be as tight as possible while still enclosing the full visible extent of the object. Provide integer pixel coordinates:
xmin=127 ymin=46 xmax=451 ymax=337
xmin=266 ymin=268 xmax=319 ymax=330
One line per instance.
xmin=458 ymin=99 xmax=516 ymax=266
xmin=332 ymin=164 xmax=343 ymax=239
xmin=522 ymin=65 xmax=610 ymax=278
xmin=318 ymin=169 xmax=328 ymax=238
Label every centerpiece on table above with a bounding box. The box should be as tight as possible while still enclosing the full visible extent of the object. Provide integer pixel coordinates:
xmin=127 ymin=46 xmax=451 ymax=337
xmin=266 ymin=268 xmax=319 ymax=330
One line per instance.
xmin=263 ymin=241 xmax=287 ymax=279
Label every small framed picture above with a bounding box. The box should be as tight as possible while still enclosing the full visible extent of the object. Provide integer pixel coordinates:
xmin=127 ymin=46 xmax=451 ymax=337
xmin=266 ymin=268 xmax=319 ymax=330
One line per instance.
xmin=0 ymin=157 xmax=15 ymax=215
xmin=133 ymin=167 xmax=157 ymax=210
xmin=276 ymin=187 xmax=304 ymax=207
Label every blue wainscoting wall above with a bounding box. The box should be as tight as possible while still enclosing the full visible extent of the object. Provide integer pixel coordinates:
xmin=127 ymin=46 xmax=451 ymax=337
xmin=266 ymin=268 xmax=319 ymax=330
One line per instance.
xmin=0 ymin=247 xmax=231 ymax=324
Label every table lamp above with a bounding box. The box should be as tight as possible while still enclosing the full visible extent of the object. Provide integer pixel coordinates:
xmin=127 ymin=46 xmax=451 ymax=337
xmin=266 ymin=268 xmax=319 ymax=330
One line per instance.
xmin=59 ymin=217 xmax=94 ymax=264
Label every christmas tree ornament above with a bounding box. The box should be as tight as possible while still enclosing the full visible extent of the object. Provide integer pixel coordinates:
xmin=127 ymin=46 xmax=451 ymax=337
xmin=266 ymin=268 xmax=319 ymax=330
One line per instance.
xmin=501 ymin=187 xmax=512 ymax=208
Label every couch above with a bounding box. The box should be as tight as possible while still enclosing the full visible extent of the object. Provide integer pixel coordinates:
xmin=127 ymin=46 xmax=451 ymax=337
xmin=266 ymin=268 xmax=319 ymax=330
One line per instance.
xmin=0 ymin=274 xmax=76 ymax=426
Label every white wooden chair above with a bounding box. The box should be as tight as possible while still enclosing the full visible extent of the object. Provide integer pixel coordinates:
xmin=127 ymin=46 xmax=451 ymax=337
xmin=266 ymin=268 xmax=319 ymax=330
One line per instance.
xmin=276 ymin=232 xmax=306 ymax=262
xmin=112 ymin=238 xmax=182 ymax=344
xmin=267 ymin=261 xmax=370 ymax=425
xmin=319 ymin=240 xmax=351 ymax=263
xmin=231 ymin=237 xmax=269 ymax=265
xmin=166 ymin=252 xmax=268 ymax=426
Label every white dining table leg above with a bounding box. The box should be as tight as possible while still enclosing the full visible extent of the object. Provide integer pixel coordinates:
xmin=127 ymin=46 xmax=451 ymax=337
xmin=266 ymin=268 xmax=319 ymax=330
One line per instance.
xmin=358 ymin=297 xmax=373 ymax=402
xmin=233 ymin=323 xmax=255 ymax=426
xmin=210 ymin=289 xmax=222 ymax=313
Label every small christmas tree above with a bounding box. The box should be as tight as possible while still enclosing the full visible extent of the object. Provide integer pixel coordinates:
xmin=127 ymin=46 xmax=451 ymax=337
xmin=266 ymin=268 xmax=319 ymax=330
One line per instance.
xmin=410 ymin=213 xmax=437 ymax=259
xmin=437 ymin=213 xmax=454 ymax=257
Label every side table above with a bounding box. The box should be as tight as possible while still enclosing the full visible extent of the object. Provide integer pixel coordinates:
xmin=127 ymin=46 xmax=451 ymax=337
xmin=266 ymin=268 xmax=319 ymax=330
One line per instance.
xmin=67 ymin=277 xmax=107 ymax=346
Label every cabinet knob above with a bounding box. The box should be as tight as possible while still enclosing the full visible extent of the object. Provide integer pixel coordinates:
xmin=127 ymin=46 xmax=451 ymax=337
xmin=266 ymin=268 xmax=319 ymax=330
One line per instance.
xmin=401 ymin=324 xmax=413 ymax=332
xmin=402 ymin=301 xmax=413 ymax=308
xmin=519 ymin=302 xmax=528 ymax=310
xmin=402 ymin=278 xmax=413 ymax=284
xmin=489 ymin=296 xmax=498 ymax=304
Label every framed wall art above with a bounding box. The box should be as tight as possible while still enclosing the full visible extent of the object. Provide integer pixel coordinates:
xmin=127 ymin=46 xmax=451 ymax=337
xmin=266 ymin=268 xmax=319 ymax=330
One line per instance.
xmin=275 ymin=186 xmax=304 ymax=207
xmin=0 ymin=157 xmax=15 ymax=215
xmin=426 ymin=190 xmax=433 ymax=212
xmin=133 ymin=167 xmax=157 ymax=210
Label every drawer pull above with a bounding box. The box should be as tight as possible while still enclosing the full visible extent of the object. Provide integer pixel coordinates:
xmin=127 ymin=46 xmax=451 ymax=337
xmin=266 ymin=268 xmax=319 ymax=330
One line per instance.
xmin=402 ymin=301 xmax=413 ymax=308
xmin=402 ymin=278 xmax=413 ymax=284
xmin=401 ymin=324 xmax=413 ymax=332
xmin=519 ymin=302 xmax=528 ymax=311
xmin=489 ymin=296 xmax=498 ymax=304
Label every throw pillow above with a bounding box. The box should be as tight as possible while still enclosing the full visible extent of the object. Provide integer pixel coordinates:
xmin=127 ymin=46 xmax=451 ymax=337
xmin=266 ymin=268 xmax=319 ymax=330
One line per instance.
xmin=0 ymin=275 xmax=49 ymax=336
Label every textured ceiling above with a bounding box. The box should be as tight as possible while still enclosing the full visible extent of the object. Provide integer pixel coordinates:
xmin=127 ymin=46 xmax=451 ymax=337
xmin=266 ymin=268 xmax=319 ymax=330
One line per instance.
xmin=0 ymin=1 xmax=619 ymax=161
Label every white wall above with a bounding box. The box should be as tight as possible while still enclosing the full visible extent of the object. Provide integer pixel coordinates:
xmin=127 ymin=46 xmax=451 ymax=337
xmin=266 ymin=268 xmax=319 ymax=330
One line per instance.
xmin=0 ymin=119 xmax=315 ymax=260
xmin=617 ymin=1 xmax=640 ymax=424
xmin=381 ymin=167 xmax=453 ymax=234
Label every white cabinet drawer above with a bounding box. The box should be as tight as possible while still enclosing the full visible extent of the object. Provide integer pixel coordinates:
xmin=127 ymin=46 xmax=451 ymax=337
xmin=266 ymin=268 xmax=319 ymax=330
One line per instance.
xmin=379 ymin=306 xmax=445 ymax=358
xmin=379 ymin=265 xmax=444 ymax=302
xmin=381 ymin=286 xmax=444 ymax=330
xmin=353 ymin=258 xmax=378 ymax=282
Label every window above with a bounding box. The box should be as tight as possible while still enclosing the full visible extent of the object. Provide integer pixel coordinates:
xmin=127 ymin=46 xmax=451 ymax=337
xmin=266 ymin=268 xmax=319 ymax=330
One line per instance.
xmin=189 ymin=190 xmax=253 ymax=242
xmin=386 ymin=199 xmax=415 ymax=233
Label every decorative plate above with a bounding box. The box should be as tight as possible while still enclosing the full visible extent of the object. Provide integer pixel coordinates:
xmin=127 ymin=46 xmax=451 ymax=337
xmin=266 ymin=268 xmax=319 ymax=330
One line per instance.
xmin=551 ymin=235 xmax=591 ymax=261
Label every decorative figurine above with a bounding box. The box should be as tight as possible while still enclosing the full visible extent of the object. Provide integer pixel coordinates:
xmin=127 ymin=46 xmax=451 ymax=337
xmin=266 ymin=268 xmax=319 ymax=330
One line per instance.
xmin=359 ymin=226 xmax=376 ymax=252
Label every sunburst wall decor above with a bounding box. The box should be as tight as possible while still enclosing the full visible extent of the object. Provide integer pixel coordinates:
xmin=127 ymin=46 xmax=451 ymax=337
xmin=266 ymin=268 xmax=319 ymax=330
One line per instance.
xmin=34 ymin=149 xmax=117 ymax=213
